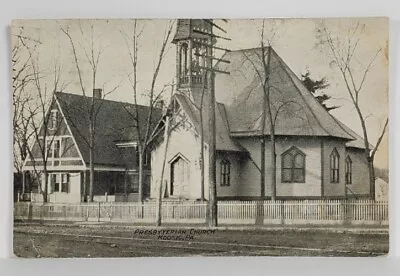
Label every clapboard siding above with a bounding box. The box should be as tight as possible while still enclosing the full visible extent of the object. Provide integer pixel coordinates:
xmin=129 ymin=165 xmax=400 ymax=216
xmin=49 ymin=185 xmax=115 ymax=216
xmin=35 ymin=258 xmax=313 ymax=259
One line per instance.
xmin=237 ymin=136 xmax=322 ymax=198
xmin=346 ymin=148 xmax=370 ymax=197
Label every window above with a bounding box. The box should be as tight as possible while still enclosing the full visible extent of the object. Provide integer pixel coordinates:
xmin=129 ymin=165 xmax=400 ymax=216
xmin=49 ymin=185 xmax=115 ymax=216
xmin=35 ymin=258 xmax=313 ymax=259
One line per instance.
xmin=220 ymin=159 xmax=231 ymax=186
xmin=53 ymin=139 xmax=60 ymax=158
xmin=61 ymin=174 xmax=69 ymax=193
xmin=180 ymin=43 xmax=188 ymax=77
xmin=49 ymin=173 xmax=69 ymax=193
xmin=345 ymin=156 xmax=352 ymax=185
xmin=45 ymin=138 xmax=62 ymax=165
xmin=281 ymin=147 xmax=306 ymax=183
xmin=49 ymin=109 xmax=58 ymax=130
xmin=130 ymin=174 xmax=139 ymax=193
xmin=330 ymin=148 xmax=340 ymax=183
xmin=144 ymin=151 xmax=150 ymax=166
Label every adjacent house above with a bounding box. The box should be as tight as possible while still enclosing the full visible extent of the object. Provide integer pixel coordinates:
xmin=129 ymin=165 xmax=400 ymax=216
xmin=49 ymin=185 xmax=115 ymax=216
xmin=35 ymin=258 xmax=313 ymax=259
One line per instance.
xmin=149 ymin=19 xmax=371 ymax=201
xmin=22 ymin=91 xmax=162 ymax=203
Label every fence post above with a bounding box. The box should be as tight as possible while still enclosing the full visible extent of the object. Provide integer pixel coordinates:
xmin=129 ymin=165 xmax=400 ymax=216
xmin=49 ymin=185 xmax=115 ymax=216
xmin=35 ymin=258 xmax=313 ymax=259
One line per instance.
xmin=105 ymin=192 xmax=108 ymax=202
xmin=85 ymin=204 xmax=89 ymax=222
xmin=280 ymin=200 xmax=285 ymax=225
xmin=97 ymin=202 xmax=101 ymax=222
xmin=341 ymin=199 xmax=347 ymax=225
xmin=17 ymin=191 xmax=20 ymax=202
xmin=28 ymin=202 xmax=32 ymax=220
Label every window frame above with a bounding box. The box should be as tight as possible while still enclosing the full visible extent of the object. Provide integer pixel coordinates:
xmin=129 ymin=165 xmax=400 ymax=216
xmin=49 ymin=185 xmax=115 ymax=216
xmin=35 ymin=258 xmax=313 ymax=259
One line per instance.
xmin=49 ymin=173 xmax=70 ymax=194
xmin=281 ymin=146 xmax=306 ymax=183
xmin=345 ymin=155 xmax=352 ymax=185
xmin=330 ymin=148 xmax=340 ymax=183
xmin=220 ymin=159 xmax=231 ymax=187
xmin=45 ymin=137 xmax=62 ymax=166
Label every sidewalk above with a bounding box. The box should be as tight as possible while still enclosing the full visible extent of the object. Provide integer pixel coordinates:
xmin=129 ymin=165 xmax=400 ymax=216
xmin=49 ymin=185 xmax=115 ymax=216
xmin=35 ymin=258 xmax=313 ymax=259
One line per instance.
xmin=14 ymin=219 xmax=389 ymax=234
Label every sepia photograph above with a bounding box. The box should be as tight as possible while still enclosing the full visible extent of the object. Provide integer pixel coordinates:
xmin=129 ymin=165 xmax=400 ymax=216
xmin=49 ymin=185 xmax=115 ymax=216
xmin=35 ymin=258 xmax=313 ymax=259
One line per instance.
xmin=12 ymin=18 xmax=389 ymax=258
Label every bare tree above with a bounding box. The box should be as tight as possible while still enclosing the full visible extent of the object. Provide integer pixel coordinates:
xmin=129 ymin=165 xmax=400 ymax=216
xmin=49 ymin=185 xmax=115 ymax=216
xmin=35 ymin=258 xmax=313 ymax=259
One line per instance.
xmin=240 ymin=20 xmax=307 ymax=206
xmin=242 ymin=21 xmax=277 ymax=202
xmin=121 ymin=19 xmax=175 ymax=202
xmin=12 ymin=30 xmax=37 ymax=175
xmin=60 ymin=20 xmax=122 ymax=202
xmin=317 ymin=20 xmax=388 ymax=199
xmin=18 ymin=35 xmax=65 ymax=202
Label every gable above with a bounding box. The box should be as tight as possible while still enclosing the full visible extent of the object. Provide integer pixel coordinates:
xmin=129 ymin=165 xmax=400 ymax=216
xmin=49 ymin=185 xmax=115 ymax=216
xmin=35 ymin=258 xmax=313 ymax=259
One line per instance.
xmin=23 ymin=96 xmax=84 ymax=169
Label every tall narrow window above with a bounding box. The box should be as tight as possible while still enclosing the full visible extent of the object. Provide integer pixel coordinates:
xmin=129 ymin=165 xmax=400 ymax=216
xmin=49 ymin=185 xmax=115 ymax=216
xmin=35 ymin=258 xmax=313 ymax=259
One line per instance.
xmin=50 ymin=109 xmax=58 ymax=130
xmin=345 ymin=156 xmax=352 ymax=185
xmin=281 ymin=147 xmax=306 ymax=183
xmin=53 ymin=139 xmax=60 ymax=158
xmin=61 ymin=174 xmax=70 ymax=193
xmin=180 ymin=43 xmax=188 ymax=77
xmin=330 ymin=148 xmax=340 ymax=183
xmin=220 ymin=159 xmax=231 ymax=186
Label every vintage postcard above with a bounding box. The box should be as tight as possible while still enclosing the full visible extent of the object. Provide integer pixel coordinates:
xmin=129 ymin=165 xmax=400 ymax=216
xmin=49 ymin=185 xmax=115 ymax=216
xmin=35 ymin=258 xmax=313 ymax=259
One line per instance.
xmin=12 ymin=18 xmax=389 ymax=257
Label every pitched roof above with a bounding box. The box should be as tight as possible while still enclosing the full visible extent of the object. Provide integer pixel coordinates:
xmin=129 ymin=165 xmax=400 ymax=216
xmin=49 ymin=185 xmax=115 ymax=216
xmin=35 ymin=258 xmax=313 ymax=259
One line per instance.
xmin=214 ymin=47 xmax=355 ymax=140
xmin=334 ymin=119 xmax=374 ymax=149
xmin=172 ymin=19 xmax=213 ymax=43
xmin=55 ymin=92 xmax=162 ymax=166
xmin=173 ymin=93 xmax=245 ymax=152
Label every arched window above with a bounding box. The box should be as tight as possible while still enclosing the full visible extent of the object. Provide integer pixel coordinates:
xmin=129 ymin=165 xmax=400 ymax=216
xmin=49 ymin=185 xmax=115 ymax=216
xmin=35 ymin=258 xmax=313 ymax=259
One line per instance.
xmin=220 ymin=159 xmax=231 ymax=186
xmin=180 ymin=43 xmax=188 ymax=76
xmin=330 ymin=148 xmax=340 ymax=183
xmin=345 ymin=156 xmax=352 ymax=185
xmin=281 ymin=147 xmax=306 ymax=183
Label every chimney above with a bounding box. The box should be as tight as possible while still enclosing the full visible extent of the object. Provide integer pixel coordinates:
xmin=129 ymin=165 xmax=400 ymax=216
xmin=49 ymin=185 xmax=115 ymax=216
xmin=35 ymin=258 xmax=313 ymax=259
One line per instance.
xmin=93 ymin=88 xmax=103 ymax=99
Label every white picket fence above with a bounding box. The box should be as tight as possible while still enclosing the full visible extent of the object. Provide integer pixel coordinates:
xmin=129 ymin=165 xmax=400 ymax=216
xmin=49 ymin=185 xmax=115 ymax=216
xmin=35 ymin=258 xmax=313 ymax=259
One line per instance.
xmin=13 ymin=199 xmax=388 ymax=226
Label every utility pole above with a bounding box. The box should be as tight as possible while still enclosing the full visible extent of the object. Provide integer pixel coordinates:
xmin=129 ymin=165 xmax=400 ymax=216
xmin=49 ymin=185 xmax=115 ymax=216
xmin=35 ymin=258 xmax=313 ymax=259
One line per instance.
xmin=194 ymin=19 xmax=230 ymax=227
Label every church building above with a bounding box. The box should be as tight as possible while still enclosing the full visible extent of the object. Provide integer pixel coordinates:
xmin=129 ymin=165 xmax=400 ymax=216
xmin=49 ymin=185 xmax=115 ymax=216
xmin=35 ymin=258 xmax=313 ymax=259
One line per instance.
xmin=149 ymin=19 xmax=371 ymax=201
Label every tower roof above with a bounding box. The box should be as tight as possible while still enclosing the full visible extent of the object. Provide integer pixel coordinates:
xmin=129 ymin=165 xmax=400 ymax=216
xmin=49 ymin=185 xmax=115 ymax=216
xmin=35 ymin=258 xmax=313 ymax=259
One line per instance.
xmin=172 ymin=19 xmax=213 ymax=43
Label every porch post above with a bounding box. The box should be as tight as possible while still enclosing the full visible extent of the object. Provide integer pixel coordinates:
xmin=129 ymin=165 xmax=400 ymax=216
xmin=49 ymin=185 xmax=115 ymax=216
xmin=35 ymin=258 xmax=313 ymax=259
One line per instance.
xmin=22 ymin=171 xmax=26 ymax=195
xmin=83 ymin=170 xmax=87 ymax=202
xmin=124 ymin=170 xmax=128 ymax=201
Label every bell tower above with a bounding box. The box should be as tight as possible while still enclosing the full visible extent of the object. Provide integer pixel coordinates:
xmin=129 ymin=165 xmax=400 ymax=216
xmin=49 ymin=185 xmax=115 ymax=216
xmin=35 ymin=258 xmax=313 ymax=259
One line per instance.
xmin=172 ymin=19 xmax=213 ymax=104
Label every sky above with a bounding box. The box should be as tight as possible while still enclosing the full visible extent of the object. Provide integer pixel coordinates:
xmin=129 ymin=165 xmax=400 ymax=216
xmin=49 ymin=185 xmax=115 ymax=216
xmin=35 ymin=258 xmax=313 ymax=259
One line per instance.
xmin=12 ymin=18 xmax=389 ymax=169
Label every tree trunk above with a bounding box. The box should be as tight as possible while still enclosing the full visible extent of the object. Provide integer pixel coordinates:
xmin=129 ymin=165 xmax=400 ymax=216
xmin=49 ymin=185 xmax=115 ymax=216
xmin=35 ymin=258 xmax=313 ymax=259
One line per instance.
xmin=43 ymin=168 xmax=48 ymax=203
xmin=270 ymin=134 xmax=277 ymax=201
xmin=368 ymin=156 xmax=375 ymax=200
xmin=89 ymin=125 xmax=94 ymax=202
xmin=260 ymin=137 xmax=266 ymax=199
xmin=156 ymin=116 xmax=171 ymax=226
xmin=138 ymin=147 xmax=144 ymax=203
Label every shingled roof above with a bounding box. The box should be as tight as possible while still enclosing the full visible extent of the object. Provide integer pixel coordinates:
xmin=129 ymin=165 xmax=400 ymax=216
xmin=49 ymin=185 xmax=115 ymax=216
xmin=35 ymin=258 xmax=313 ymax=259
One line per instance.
xmin=214 ymin=47 xmax=355 ymax=140
xmin=55 ymin=92 xmax=162 ymax=167
xmin=173 ymin=93 xmax=245 ymax=152
xmin=334 ymin=119 xmax=374 ymax=150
